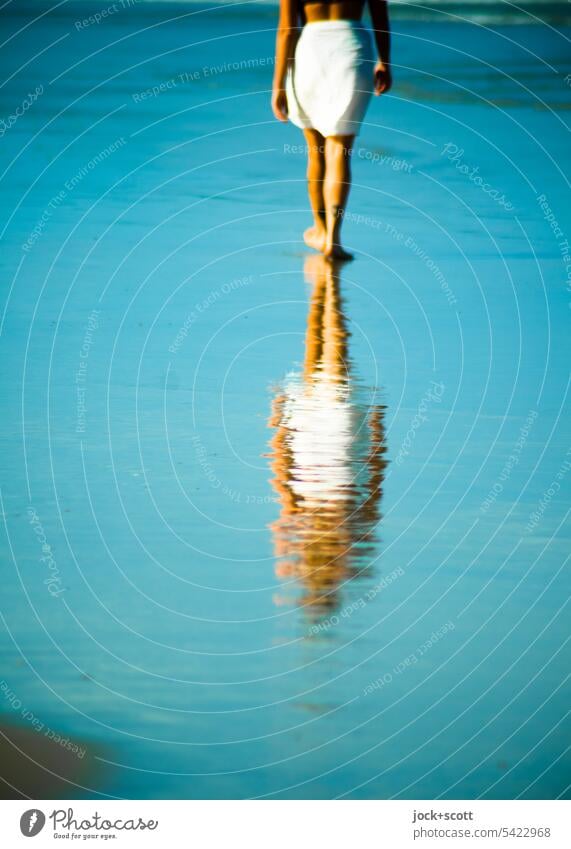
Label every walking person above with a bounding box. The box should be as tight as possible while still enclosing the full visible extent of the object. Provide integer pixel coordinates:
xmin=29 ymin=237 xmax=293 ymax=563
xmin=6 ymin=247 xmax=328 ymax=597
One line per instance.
xmin=272 ymin=0 xmax=392 ymax=260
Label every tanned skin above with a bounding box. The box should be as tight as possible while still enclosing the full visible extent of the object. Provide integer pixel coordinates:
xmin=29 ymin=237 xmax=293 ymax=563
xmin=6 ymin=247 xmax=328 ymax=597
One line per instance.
xmin=272 ymin=0 xmax=391 ymax=260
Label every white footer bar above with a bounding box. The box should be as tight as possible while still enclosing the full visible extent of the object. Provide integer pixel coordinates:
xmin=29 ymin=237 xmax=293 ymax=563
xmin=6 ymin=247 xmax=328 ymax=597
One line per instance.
xmin=2 ymin=800 xmax=568 ymax=848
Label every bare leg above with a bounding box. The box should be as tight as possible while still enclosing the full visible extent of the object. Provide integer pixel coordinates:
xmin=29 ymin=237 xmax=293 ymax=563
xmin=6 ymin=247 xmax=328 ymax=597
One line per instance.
xmin=302 ymin=128 xmax=326 ymax=252
xmin=324 ymin=134 xmax=355 ymax=260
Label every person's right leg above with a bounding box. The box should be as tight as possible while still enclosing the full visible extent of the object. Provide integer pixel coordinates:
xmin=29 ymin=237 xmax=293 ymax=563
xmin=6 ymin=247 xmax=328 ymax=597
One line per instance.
xmin=302 ymin=128 xmax=326 ymax=252
xmin=323 ymin=134 xmax=355 ymax=260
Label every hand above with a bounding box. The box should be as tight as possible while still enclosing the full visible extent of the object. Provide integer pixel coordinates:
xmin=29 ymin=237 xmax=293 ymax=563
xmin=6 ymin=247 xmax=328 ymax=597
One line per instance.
xmin=271 ymin=88 xmax=288 ymax=122
xmin=374 ymin=62 xmax=392 ymax=96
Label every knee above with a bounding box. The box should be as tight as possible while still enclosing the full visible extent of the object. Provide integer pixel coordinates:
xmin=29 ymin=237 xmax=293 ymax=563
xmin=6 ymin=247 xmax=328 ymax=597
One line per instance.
xmin=307 ymin=161 xmax=325 ymax=182
xmin=306 ymin=147 xmax=325 ymax=180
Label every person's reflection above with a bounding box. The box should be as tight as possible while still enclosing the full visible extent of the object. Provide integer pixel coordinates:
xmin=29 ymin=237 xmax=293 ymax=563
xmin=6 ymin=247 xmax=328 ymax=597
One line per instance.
xmin=268 ymin=255 xmax=387 ymax=618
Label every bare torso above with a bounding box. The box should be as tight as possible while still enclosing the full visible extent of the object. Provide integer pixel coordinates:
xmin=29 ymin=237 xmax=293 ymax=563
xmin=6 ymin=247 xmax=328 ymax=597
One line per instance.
xmin=303 ymin=1 xmax=365 ymax=23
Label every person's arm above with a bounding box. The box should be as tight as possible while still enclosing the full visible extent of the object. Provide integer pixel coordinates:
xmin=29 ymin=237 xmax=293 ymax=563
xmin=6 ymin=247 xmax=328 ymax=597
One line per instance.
xmin=368 ymin=0 xmax=392 ymax=95
xmin=272 ymin=0 xmax=299 ymax=121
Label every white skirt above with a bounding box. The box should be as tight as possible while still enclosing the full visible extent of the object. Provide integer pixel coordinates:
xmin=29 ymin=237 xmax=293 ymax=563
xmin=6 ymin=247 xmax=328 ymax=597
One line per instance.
xmin=286 ymin=20 xmax=374 ymax=138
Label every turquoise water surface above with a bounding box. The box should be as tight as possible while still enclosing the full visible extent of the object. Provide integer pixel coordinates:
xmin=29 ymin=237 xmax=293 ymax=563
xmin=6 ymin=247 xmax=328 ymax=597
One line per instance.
xmin=0 ymin=1 xmax=569 ymax=799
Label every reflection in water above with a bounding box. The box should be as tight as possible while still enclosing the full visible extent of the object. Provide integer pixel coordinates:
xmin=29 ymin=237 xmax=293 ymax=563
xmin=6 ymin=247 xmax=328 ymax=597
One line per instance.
xmin=268 ymin=255 xmax=387 ymax=618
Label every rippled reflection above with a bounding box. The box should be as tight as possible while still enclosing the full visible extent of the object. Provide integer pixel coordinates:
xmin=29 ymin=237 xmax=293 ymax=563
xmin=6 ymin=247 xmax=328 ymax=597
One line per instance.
xmin=268 ymin=255 xmax=387 ymax=617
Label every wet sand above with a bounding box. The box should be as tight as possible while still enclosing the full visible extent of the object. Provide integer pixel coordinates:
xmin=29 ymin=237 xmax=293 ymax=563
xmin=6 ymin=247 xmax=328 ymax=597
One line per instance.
xmin=0 ymin=719 xmax=104 ymax=799
xmin=0 ymin=1 xmax=570 ymax=799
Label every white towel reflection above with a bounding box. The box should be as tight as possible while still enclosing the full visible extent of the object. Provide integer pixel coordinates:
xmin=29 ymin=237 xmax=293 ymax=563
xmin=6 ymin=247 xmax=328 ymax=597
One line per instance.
xmin=268 ymin=255 xmax=387 ymax=616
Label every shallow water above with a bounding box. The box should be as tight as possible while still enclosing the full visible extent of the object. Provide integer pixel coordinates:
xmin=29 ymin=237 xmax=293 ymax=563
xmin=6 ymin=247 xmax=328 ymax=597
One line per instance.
xmin=0 ymin=2 xmax=570 ymax=799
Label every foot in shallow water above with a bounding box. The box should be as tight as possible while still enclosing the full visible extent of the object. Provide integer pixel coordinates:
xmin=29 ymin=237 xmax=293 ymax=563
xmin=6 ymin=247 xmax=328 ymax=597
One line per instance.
xmin=324 ymin=242 xmax=354 ymax=261
xmin=304 ymin=225 xmax=326 ymax=253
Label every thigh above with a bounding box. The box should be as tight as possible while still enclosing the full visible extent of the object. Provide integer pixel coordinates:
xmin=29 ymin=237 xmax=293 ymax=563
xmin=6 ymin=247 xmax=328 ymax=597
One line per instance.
xmin=326 ymin=134 xmax=355 ymax=157
xmin=303 ymin=128 xmax=325 ymax=160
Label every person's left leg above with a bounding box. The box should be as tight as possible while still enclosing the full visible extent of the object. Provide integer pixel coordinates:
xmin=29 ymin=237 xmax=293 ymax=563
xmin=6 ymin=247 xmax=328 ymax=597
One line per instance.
xmin=302 ymin=128 xmax=326 ymax=252
xmin=323 ymin=134 xmax=355 ymax=260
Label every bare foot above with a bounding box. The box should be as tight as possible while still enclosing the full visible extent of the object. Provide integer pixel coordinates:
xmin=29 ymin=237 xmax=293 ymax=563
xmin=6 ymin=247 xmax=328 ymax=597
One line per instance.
xmin=324 ymin=243 xmax=354 ymax=261
xmin=304 ymin=225 xmax=326 ymax=253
